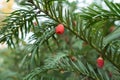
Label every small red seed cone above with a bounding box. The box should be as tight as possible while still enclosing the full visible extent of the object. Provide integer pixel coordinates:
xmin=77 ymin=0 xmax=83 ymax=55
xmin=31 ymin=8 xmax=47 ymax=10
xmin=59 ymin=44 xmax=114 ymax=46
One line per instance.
xmin=70 ymin=56 xmax=77 ymax=62
xmin=55 ymin=24 xmax=64 ymax=34
xmin=109 ymin=26 xmax=115 ymax=32
xmin=59 ymin=69 xmax=65 ymax=74
xmin=82 ymin=41 xmax=88 ymax=47
xmin=97 ymin=56 xmax=104 ymax=68
xmin=33 ymin=22 xmax=37 ymax=26
xmin=109 ymin=72 xmax=112 ymax=78
xmin=72 ymin=21 xmax=77 ymax=26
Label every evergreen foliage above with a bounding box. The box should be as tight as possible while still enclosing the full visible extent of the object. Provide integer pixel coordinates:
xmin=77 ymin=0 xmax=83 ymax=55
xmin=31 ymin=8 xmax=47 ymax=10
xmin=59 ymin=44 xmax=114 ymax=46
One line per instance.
xmin=0 ymin=0 xmax=120 ymax=80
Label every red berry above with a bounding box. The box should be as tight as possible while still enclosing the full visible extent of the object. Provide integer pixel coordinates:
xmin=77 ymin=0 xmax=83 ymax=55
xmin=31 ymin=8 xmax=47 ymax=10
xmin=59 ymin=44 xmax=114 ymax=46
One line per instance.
xmin=97 ymin=56 xmax=104 ymax=68
xmin=55 ymin=24 xmax=64 ymax=34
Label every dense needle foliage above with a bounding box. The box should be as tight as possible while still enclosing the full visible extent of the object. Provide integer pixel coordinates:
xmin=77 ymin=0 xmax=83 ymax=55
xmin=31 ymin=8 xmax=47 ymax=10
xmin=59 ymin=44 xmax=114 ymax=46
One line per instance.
xmin=0 ymin=0 xmax=120 ymax=80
